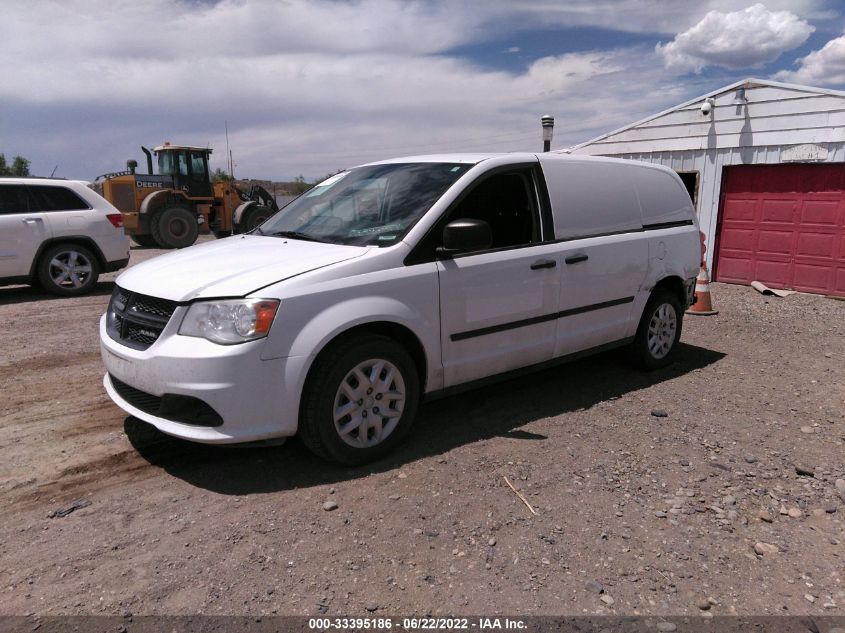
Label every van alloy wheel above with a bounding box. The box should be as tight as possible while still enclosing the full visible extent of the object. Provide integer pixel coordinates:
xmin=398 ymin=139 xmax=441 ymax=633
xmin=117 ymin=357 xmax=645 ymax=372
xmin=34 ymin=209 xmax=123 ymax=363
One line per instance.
xmin=299 ymin=334 xmax=419 ymax=465
xmin=647 ymin=303 xmax=677 ymax=360
xmin=333 ymin=358 xmax=406 ymax=448
xmin=630 ymin=288 xmax=683 ymax=370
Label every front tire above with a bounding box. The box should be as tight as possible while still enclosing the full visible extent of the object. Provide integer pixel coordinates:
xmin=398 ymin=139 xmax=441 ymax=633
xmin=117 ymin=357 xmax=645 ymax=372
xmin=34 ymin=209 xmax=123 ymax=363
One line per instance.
xmin=37 ymin=243 xmax=100 ymax=296
xmin=237 ymin=205 xmax=273 ymax=234
xmin=299 ymin=335 xmax=420 ymax=465
xmin=151 ymin=205 xmax=199 ymax=248
xmin=630 ymin=288 xmax=683 ymax=369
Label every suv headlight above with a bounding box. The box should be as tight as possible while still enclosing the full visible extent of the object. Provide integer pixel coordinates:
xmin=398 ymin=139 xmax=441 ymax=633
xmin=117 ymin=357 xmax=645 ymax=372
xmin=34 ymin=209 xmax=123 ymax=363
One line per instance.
xmin=179 ymin=299 xmax=280 ymax=345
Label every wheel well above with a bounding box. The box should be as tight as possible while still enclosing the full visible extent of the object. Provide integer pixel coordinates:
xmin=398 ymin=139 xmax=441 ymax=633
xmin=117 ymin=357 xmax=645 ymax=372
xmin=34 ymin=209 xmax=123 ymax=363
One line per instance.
xmin=141 ymin=192 xmax=194 ymax=216
xmin=164 ymin=194 xmax=194 ymax=210
xmin=29 ymin=237 xmax=107 ymax=279
xmin=312 ymin=322 xmax=428 ymax=392
xmin=654 ymin=275 xmax=685 ymax=306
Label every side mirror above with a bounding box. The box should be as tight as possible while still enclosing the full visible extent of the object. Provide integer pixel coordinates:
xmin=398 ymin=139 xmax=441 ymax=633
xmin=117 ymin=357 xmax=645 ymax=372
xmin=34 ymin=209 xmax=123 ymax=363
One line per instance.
xmin=436 ymin=219 xmax=492 ymax=258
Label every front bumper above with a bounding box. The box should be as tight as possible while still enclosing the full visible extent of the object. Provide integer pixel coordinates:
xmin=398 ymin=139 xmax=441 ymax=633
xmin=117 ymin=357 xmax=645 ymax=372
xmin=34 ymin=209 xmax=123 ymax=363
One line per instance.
xmin=100 ymin=314 xmax=309 ymax=444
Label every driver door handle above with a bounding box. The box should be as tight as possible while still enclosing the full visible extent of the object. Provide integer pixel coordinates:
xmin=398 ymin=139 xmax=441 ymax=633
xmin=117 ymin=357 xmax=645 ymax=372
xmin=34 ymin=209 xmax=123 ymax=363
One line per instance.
xmin=565 ymin=254 xmax=589 ymax=265
xmin=530 ymin=259 xmax=557 ymax=270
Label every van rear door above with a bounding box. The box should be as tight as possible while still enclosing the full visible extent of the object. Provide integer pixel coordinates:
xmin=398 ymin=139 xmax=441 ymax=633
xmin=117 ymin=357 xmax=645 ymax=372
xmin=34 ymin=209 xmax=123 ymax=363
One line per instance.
xmin=555 ymin=234 xmax=648 ymax=354
xmin=538 ymin=156 xmax=648 ymax=355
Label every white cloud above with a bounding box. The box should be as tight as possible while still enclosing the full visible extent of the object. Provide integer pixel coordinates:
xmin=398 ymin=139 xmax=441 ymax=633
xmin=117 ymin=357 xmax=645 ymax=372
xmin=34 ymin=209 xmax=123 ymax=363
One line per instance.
xmin=0 ymin=0 xmax=829 ymax=180
xmin=773 ymin=34 xmax=845 ymax=85
xmin=656 ymin=3 xmax=814 ymax=72
xmin=470 ymin=0 xmax=828 ymax=37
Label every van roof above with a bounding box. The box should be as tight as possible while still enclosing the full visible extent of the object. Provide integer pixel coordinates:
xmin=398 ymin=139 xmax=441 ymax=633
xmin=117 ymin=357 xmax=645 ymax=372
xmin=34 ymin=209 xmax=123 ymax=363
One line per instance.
xmin=358 ymin=151 xmax=678 ymax=174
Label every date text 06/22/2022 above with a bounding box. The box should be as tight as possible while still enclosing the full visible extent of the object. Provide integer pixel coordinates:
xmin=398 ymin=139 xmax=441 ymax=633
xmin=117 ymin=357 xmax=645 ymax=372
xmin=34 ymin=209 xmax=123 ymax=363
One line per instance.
xmin=307 ymin=617 xmax=527 ymax=630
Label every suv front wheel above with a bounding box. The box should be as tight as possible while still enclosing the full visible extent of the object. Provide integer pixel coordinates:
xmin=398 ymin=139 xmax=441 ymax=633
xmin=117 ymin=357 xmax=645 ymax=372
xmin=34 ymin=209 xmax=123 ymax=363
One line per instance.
xmin=37 ymin=243 xmax=100 ymax=296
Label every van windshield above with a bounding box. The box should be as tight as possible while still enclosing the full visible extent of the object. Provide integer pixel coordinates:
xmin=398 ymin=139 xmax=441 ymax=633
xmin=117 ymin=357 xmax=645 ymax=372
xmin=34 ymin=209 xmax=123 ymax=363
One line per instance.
xmin=256 ymin=162 xmax=472 ymax=246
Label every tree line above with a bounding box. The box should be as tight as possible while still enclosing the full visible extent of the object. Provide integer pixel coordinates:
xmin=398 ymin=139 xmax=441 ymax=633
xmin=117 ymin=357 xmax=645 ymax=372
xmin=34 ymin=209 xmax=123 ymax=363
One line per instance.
xmin=3 ymin=154 xmax=333 ymax=191
xmin=211 ymin=169 xmax=335 ymax=195
xmin=0 ymin=153 xmax=31 ymax=177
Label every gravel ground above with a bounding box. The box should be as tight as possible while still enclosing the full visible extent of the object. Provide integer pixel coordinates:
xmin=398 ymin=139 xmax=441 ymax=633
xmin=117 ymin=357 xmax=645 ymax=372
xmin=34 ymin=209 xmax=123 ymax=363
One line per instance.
xmin=1 ymin=239 xmax=843 ymax=617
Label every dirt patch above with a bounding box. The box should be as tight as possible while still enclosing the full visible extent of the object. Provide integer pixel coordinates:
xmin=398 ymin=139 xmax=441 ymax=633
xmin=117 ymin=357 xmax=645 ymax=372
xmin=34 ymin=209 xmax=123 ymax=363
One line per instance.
xmin=1 ymin=240 xmax=843 ymax=617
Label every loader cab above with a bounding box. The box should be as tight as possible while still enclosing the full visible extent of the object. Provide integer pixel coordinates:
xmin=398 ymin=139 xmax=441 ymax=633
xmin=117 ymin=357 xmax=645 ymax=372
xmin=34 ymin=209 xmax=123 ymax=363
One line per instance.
xmin=153 ymin=143 xmax=213 ymax=199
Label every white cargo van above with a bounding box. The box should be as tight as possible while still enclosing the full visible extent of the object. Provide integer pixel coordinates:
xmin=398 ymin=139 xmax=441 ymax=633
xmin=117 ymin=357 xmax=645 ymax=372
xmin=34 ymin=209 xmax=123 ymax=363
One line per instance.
xmin=100 ymin=153 xmax=700 ymax=464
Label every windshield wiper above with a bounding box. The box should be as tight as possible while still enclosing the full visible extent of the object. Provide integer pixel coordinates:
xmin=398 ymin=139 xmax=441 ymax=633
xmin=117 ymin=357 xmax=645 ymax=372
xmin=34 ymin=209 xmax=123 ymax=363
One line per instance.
xmin=267 ymin=230 xmax=331 ymax=243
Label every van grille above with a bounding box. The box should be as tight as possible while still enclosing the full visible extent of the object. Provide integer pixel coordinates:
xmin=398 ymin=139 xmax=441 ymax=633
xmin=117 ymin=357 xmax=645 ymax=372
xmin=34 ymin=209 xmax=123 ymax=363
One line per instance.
xmin=106 ymin=286 xmax=178 ymax=350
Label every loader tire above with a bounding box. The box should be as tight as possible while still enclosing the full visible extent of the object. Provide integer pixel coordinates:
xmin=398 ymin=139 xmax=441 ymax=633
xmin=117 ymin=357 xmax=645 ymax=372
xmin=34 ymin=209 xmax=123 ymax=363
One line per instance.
xmin=151 ymin=205 xmax=199 ymax=249
xmin=237 ymin=205 xmax=273 ymax=234
xmin=130 ymin=233 xmax=158 ymax=248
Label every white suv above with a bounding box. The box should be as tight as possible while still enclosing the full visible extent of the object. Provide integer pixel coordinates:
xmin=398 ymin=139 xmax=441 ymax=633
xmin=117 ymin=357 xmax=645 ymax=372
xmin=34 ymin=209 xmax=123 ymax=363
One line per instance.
xmin=100 ymin=153 xmax=700 ymax=464
xmin=0 ymin=178 xmax=129 ymax=295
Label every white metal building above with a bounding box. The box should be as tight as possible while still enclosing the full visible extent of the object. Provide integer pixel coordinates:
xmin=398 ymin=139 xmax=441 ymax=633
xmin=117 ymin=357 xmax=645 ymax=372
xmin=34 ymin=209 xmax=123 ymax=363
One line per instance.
xmin=569 ymin=78 xmax=845 ymax=297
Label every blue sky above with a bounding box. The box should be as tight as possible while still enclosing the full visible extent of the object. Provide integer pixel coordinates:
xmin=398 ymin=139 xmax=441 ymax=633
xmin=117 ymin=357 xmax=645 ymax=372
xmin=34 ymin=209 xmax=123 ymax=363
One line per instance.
xmin=1 ymin=1 xmax=845 ymax=181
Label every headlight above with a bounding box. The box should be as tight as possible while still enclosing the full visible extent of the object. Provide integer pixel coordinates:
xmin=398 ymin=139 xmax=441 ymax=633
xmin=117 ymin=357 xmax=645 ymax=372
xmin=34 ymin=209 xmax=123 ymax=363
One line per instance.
xmin=178 ymin=299 xmax=280 ymax=345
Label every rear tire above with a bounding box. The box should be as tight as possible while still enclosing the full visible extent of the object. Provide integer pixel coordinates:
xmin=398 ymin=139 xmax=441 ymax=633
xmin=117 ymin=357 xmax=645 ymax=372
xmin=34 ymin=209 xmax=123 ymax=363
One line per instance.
xmin=299 ymin=335 xmax=420 ymax=465
xmin=630 ymin=288 xmax=683 ymax=370
xmin=151 ymin=205 xmax=199 ymax=249
xmin=37 ymin=243 xmax=100 ymax=296
xmin=237 ymin=205 xmax=273 ymax=234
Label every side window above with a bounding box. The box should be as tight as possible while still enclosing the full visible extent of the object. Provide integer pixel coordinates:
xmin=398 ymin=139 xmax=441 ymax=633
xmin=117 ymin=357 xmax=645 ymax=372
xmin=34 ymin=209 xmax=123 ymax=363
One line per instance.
xmin=0 ymin=185 xmax=30 ymax=215
xmin=158 ymin=152 xmax=175 ymax=175
xmin=27 ymin=185 xmax=90 ymax=212
xmin=446 ymin=171 xmax=540 ymax=249
xmin=189 ymin=152 xmax=206 ymax=182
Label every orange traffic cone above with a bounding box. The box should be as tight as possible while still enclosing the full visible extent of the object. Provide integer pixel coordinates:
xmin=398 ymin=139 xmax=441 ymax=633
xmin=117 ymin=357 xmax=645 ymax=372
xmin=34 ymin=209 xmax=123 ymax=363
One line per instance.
xmin=686 ymin=264 xmax=718 ymax=316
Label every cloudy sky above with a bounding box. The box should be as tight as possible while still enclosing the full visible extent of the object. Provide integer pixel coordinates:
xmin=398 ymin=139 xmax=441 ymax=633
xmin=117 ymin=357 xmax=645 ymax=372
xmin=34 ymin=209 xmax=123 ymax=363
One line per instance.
xmin=2 ymin=0 xmax=844 ymax=182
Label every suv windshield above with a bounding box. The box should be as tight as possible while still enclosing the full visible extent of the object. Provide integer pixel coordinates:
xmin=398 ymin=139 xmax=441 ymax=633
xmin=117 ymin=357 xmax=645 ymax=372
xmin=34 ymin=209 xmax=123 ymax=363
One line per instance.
xmin=257 ymin=162 xmax=472 ymax=246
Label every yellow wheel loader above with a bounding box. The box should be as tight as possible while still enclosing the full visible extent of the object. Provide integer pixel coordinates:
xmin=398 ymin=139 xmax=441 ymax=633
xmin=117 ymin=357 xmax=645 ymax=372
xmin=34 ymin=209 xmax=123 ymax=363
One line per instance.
xmin=92 ymin=143 xmax=278 ymax=248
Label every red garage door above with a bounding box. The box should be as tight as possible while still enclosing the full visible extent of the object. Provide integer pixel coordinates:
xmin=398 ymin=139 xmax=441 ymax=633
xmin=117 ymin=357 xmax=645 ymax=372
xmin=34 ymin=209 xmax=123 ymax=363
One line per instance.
xmin=715 ymin=164 xmax=845 ymax=296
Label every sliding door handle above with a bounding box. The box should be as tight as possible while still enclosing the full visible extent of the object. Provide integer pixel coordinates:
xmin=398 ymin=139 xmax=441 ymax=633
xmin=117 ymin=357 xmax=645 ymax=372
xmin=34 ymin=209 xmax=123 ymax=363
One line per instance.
xmin=530 ymin=259 xmax=557 ymax=270
xmin=565 ymin=254 xmax=589 ymax=265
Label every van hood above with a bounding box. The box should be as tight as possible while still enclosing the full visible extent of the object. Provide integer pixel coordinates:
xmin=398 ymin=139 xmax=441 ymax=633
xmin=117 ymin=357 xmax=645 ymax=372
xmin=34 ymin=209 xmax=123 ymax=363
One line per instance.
xmin=116 ymin=235 xmax=369 ymax=301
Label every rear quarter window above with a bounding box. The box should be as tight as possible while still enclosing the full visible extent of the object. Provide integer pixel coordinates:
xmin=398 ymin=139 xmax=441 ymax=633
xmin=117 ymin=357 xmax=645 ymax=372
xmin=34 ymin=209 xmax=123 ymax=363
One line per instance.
xmin=27 ymin=185 xmax=91 ymax=212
